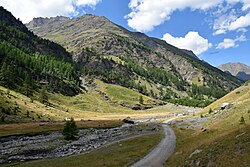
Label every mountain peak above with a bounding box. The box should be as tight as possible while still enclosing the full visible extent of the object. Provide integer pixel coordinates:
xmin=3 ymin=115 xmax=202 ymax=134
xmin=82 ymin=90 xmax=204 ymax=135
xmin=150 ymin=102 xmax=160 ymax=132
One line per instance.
xmin=218 ymin=62 xmax=250 ymax=81
xmin=27 ymin=16 xmax=70 ymax=28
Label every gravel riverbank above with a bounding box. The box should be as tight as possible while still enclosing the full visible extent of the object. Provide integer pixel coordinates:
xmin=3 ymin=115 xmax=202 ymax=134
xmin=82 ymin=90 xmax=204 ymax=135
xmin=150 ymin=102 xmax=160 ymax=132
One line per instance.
xmin=0 ymin=123 xmax=160 ymax=164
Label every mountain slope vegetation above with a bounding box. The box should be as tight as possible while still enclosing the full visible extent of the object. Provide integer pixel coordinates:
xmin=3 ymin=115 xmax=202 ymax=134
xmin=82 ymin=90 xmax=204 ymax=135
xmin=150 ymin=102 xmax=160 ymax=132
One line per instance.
xmin=0 ymin=6 xmax=242 ymax=113
xmin=27 ymin=15 xmax=242 ymax=107
xmin=0 ymin=7 xmax=80 ymax=97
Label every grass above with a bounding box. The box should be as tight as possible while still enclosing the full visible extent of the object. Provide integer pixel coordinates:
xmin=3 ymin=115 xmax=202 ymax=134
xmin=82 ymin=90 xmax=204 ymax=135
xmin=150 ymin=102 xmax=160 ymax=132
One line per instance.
xmin=166 ymin=125 xmax=250 ymax=167
xmin=6 ymin=132 xmax=163 ymax=167
xmin=101 ymin=56 xmax=125 ymax=65
xmin=0 ymin=82 xmax=169 ymax=124
xmin=0 ymin=120 xmax=123 ymax=137
xmin=191 ymin=73 xmax=204 ymax=86
xmin=166 ymin=83 xmax=250 ymax=166
xmin=135 ymin=76 xmax=160 ymax=96
xmin=147 ymin=103 xmax=199 ymax=113
xmin=202 ymin=82 xmax=250 ymax=114
xmin=96 ymin=79 xmax=154 ymax=105
xmin=0 ymin=82 xmax=175 ymax=136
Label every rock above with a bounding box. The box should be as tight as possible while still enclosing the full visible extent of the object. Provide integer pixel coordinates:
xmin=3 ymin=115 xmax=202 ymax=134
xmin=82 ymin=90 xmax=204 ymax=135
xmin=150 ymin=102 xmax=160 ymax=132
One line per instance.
xmin=122 ymin=117 xmax=135 ymax=124
xmin=189 ymin=149 xmax=202 ymax=158
xmin=221 ymin=103 xmax=233 ymax=110
xmin=0 ymin=122 xmax=161 ymax=165
xmin=236 ymin=132 xmax=246 ymax=138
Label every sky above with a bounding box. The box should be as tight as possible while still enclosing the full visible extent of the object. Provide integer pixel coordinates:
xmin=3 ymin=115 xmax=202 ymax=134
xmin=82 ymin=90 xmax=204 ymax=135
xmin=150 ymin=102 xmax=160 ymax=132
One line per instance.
xmin=0 ymin=0 xmax=250 ymax=66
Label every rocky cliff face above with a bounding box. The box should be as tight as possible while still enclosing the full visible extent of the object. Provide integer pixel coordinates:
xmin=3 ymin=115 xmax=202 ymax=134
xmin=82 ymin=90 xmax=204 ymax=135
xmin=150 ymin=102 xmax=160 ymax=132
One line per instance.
xmin=218 ymin=63 xmax=250 ymax=81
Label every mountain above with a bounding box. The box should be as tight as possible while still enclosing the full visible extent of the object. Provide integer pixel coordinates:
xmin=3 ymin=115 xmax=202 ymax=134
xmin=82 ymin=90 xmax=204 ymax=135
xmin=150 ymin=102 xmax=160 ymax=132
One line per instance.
xmin=26 ymin=15 xmax=242 ymax=106
xmin=0 ymin=7 xmax=80 ymax=96
xmin=218 ymin=62 xmax=250 ymax=81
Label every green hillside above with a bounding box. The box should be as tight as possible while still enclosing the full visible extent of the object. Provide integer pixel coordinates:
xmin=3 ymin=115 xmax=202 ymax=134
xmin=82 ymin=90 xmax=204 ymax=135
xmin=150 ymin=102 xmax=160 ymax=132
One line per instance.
xmin=166 ymin=82 xmax=250 ymax=166
xmin=26 ymin=15 xmax=242 ymax=107
xmin=0 ymin=7 xmax=80 ymax=97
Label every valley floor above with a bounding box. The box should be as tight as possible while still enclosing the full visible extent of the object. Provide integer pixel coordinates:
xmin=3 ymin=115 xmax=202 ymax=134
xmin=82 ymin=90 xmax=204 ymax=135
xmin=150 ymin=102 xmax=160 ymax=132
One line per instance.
xmin=1 ymin=83 xmax=250 ymax=167
xmin=0 ymin=123 xmax=161 ymax=164
xmin=2 ymin=131 xmax=163 ymax=167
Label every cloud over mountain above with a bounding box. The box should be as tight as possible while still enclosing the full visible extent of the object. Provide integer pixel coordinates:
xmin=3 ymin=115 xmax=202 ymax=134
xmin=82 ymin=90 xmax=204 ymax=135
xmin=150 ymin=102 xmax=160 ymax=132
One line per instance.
xmin=0 ymin=0 xmax=102 ymax=23
xmin=162 ymin=31 xmax=212 ymax=55
xmin=126 ymin=0 xmax=250 ymax=33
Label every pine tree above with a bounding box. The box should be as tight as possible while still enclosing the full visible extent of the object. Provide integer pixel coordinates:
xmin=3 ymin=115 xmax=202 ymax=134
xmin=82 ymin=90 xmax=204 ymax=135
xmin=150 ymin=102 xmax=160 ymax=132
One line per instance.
xmin=0 ymin=62 xmax=13 ymax=87
xmin=139 ymin=95 xmax=144 ymax=104
xmin=40 ymin=86 xmax=48 ymax=104
xmin=63 ymin=118 xmax=78 ymax=140
xmin=23 ymin=72 xmax=33 ymax=97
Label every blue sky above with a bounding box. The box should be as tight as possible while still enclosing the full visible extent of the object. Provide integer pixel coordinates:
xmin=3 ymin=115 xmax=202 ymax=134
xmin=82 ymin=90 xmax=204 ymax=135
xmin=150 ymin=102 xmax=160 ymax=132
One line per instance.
xmin=1 ymin=0 xmax=249 ymax=66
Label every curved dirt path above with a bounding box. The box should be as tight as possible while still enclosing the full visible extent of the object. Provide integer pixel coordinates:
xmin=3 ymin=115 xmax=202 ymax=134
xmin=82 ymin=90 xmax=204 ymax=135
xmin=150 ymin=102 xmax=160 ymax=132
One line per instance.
xmin=131 ymin=122 xmax=176 ymax=167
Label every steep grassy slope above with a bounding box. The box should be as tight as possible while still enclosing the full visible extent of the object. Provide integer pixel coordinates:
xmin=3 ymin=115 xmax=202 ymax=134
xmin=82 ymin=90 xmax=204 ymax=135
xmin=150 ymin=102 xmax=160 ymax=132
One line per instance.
xmin=166 ymin=82 xmax=250 ymax=166
xmin=27 ymin=15 xmax=242 ymax=106
xmin=202 ymin=81 xmax=250 ymax=114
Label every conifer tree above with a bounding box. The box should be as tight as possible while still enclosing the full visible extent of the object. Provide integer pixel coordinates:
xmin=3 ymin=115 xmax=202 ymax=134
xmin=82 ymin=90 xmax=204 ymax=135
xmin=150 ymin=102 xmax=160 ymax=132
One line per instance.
xmin=63 ymin=118 xmax=78 ymax=140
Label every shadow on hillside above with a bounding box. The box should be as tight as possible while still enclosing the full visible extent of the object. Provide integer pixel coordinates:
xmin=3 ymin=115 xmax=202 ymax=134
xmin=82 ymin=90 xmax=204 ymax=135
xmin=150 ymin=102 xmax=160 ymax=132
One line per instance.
xmin=236 ymin=71 xmax=250 ymax=81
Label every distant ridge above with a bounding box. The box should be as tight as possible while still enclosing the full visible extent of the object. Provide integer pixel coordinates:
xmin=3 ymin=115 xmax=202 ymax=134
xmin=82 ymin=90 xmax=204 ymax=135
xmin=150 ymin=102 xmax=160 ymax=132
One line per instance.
xmin=218 ymin=62 xmax=250 ymax=81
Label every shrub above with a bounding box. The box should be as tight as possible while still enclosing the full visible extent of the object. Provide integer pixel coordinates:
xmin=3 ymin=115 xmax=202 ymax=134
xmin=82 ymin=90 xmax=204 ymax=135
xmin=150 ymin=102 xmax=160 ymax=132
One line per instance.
xmin=26 ymin=111 xmax=30 ymax=118
xmin=209 ymin=108 xmax=213 ymax=114
xmin=63 ymin=118 xmax=78 ymax=140
xmin=239 ymin=116 xmax=245 ymax=124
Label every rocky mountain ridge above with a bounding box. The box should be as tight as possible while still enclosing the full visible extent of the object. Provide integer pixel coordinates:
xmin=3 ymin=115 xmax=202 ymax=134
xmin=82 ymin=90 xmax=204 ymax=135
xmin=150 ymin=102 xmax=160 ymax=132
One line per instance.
xmin=27 ymin=15 xmax=242 ymax=94
xmin=218 ymin=62 xmax=250 ymax=81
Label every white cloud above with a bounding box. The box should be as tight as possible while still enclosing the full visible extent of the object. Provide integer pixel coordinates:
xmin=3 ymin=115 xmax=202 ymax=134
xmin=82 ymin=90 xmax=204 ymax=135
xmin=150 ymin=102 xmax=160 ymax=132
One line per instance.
xmin=213 ymin=29 xmax=226 ymax=35
xmin=212 ymin=11 xmax=238 ymax=35
xmin=126 ymin=0 xmax=222 ymax=32
xmin=216 ymin=38 xmax=237 ymax=49
xmin=162 ymin=31 xmax=212 ymax=55
xmin=216 ymin=35 xmax=247 ymax=49
xmin=126 ymin=0 xmax=250 ymax=33
xmin=229 ymin=12 xmax=250 ymax=30
xmin=76 ymin=0 xmax=101 ymax=7
xmin=0 ymin=0 xmax=102 ymax=23
xmin=212 ymin=10 xmax=250 ymax=34
xmin=227 ymin=0 xmax=250 ymax=10
xmin=211 ymin=1 xmax=250 ymax=35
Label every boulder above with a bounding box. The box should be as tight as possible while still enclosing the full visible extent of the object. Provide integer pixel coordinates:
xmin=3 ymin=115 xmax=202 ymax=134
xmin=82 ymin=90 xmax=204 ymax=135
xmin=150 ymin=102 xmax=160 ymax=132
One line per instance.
xmin=122 ymin=117 xmax=135 ymax=124
xmin=221 ymin=103 xmax=233 ymax=110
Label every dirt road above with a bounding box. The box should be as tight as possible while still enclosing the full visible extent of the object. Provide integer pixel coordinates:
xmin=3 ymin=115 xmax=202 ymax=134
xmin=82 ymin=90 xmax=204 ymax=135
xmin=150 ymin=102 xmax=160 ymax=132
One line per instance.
xmin=131 ymin=122 xmax=176 ymax=167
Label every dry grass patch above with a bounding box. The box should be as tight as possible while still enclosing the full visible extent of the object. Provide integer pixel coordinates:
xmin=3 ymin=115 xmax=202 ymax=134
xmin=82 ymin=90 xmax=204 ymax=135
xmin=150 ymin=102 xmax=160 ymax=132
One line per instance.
xmin=166 ymin=125 xmax=250 ymax=167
